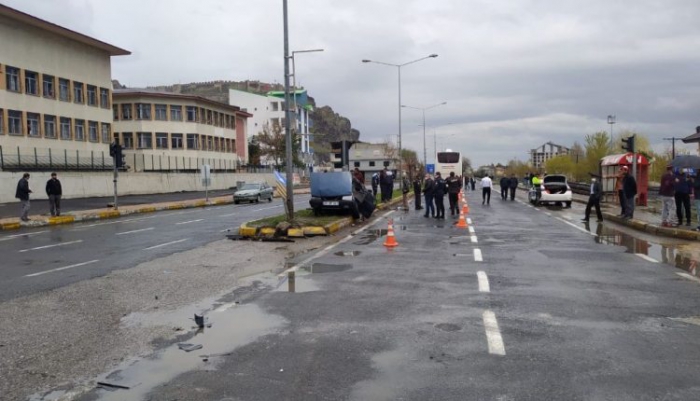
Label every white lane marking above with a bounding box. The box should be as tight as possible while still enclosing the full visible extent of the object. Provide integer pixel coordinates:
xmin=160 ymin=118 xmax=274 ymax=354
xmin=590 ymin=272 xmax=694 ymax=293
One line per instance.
xmin=545 ymin=212 xmax=552 ymax=216
xmin=635 ymin=254 xmax=658 ymax=263
xmin=279 ymin=210 xmax=395 ymax=277
xmin=116 ymin=227 xmax=155 ymax=236
xmin=253 ymin=205 xmax=282 ymax=212
xmin=676 ymin=272 xmax=700 ymax=284
xmin=471 ymin=235 xmax=478 ymax=243
xmin=218 ymin=212 xmax=238 ymax=217
xmin=0 ymin=230 xmax=48 ymax=241
xmin=72 ymin=216 xmax=157 ymax=229
xmin=483 ymin=310 xmax=506 ymax=356
xmin=555 ymin=217 xmax=596 ymax=236
xmin=467 ymin=218 xmax=473 ymax=224
xmin=219 ymin=228 xmax=234 ymax=233
xmin=468 ymin=226 xmax=475 ymax=234
xmin=19 ymin=239 xmax=83 ymax=253
xmin=25 ymin=259 xmax=99 ymax=278
xmin=175 ymin=219 xmax=204 ymax=225
xmin=144 ymin=238 xmax=189 ymax=250
xmin=474 ymin=248 xmax=483 ymax=262
xmin=477 ymin=271 xmax=490 ymax=292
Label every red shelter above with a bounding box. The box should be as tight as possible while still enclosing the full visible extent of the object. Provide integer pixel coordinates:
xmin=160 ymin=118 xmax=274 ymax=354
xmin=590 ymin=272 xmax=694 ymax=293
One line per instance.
xmin=600 ymin=153 xmax=650 ymax=206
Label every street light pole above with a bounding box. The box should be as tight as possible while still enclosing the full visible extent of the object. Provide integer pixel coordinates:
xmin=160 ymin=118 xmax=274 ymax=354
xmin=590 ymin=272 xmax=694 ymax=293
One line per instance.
xmin=402 ymin=102 xmax=447 ymax=165
xmin=607 ymin=115 xmax=616 ymax=152
xmin=283 ymin=0 xmax=294 ymax=220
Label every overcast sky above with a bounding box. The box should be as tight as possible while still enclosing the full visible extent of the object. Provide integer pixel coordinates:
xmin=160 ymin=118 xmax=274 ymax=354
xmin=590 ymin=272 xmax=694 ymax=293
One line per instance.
xmin=7 ymin=0 xmax=700 ymax=167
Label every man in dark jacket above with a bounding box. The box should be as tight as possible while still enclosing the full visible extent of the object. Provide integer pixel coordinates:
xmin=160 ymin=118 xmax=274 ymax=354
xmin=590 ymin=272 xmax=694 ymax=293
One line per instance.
xmin=622 ymin=166 xmax=637 ymax=219
xmin=413 ymin=176 xmax=422 ymax=210
xmin=674 ymin=171 xmax=692 ymax=226
xmin=46 ymin=172 xmax=63 ymax=217
xmin=499 ymin=176 xmax=509 ymax=200
xmin=434 ymin=172 xmax=446 ymax=219
xmin=371 ymin=173 xmax=379 ymax=198
xmin=508 ymin=174 xmax=518 ymax=201
xmin=582 ymin=175 xmax=603 ymax=222
xmin=15 ymin=172 xmax=32 ymax=221
xmin=423 ymin=174 xmax=435 ymax=218
xmin=659 ymin=165 xmax=675 ymax=226
xmin=446 ymin=172 xmax=461 ymax=216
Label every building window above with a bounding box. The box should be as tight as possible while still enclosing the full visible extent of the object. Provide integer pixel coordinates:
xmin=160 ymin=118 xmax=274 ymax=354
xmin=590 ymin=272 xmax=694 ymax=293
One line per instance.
xmin=6 ymin=66 xmax=20 ymax=92
xmin=171 ymin=133 xmax=183 ymax=149
xmin=137 ymin=132 xmax=153 ymax=149
xmin=207 ymin=136 xmax=213 ymax=151
xmin=113 ymin=105 xmax=119 ymax=121
xmin=88 ymin=121 xmax=98 ymax=142
xmin=101 ymin=123 xmax=111 ymax=143
xmin=121 ymin=104 xmax=132 ymax=120
xmin=155 ymin=132 xmax=168 ymax=149
xmin=369 ymin=161 xmax=376 ymax=167
xmin=122 ymin=132 xmax=134 ymax=149
xmin=44 ymin=115 xmax=56 ymax=138
xmin=9 ymin=110 xmax=22 ymax=135
xmin=170 ymin=105 xmax=182 ymax=121
xmin=0 ymin=109 xmax=3 ymax=135
xmin=136 ymin=103 xmax=151 ymax=120
xmin=59 ymin=78 xmax=70 ymax=101
xmin=383 ymin=161 xmax=390 ymax=167
xmin=42 ymin=75 xmax=55 ymax=99
xmin=73 ymin=82 xmax=84 ymax=103
xmin=75 ymin=119 xmax=85 ymax=141
xmin=271 ymin=102 xmax=279 ymax=112
xmin=100 ymin=87 xmax=110 ymax=108
xmin=155 ymin=104 xmax=167 ymax=121
xmin=354 ymin=162 xmax=360 ymax=168
xmin=27 ymin=113 xmax=40 ymax=137
xmin=60 ymin=117 xmax=71 ymax=140
xmin=87 ymin=85 xmax=97 ymax=106
xmin=25 ymin=71 xmax=39 ymax=95
xmin=186 ymin=134 xmax=199 ymax=149
xmin=207 ymin=109 xmax=213 ymax=125
xmin=186 ymin=106 xmax=197 ymax=122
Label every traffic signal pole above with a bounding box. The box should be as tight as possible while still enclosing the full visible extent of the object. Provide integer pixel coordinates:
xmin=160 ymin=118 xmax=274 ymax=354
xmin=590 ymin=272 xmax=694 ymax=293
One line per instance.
xmin=113 ymin=163 xmax=118 ymax=210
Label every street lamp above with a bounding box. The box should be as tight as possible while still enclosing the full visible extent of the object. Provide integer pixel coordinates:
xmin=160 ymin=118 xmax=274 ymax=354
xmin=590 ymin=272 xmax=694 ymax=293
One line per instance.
xmin=290 ymin=49 xmax=324 ymax=166
xmin=362 ymin=54 xmax=438 ymax=208
xmin=607 ymin=115 xmax=616 ymax=152
xmin=402 ymin=101 xmax=447 ymax=165
xmin=282 ymin=0 xmax=294 ymax=220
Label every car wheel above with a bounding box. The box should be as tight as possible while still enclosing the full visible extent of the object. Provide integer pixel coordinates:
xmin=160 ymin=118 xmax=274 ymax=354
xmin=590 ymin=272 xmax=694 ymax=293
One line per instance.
xmin=565 ymin=201 xmax=572 ymax=208
xmin=256 ymin=195 xmax=261 ymax=203
xmin=555 ymin=202 xmax=562 ymax=207
xmin=268 ymin=194 xmax=273 ymax=202
xmin=234 ymin=200 xmax=239 ymax=204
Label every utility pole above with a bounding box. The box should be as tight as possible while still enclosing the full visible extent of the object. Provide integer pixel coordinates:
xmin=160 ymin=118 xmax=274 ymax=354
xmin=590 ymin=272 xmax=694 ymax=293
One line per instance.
xmin=663 ymin=137 xmax=681 ymax=159
xmin=283 ymin=0 xmax=294 ymax=220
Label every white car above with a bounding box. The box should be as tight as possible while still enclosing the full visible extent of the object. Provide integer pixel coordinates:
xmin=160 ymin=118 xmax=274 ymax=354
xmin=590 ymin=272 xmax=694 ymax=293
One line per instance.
xmin=529 ymin=174 xmax=572 ymax=207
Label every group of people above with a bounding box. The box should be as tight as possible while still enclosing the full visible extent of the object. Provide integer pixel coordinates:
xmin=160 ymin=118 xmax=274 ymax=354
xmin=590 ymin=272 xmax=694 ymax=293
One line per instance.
xmin=583 ymin=165 xmax=637 ymax=223
xmin=418 ymin=171 xmax=464 ymax=219
xmin=15 ymin=172 xmax=63 ymax=221
xmin=498 ymin=175 xmax=520 ymax=202
xmin=368 ymin=168 xmax=396 ymax=203
xmin=659 ymin=165 xmax=700 ymax=229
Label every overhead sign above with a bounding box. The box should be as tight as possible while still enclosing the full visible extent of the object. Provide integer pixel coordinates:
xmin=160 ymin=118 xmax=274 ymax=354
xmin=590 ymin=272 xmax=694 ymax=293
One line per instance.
xmin=426 ymin=164 xmax=435 ymax=174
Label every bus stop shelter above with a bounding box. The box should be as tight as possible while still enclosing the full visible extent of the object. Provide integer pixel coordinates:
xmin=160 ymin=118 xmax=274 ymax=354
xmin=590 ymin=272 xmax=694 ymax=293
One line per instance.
xmin=601 ymin=153 xmax=650 ymax=206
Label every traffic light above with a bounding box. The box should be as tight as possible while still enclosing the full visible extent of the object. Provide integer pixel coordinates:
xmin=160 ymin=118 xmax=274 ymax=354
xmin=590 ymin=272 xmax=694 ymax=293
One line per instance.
xmin=621 ymin=135 xmax=636 ymax=153
xmin=110 ymin=141 xmax=125 ymax=168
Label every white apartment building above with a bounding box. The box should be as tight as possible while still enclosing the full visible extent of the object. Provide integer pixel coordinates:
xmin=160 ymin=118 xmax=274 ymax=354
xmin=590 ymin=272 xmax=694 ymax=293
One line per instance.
xmin=530 ymin=141 xmax=571 ymax=169
xmin=229 ymin=88 xmax=313 ymax=166
xmin=0 ymin=4 xmax=129 ymax=170
xmin=113 ymin=89 xmax=250 ymax=172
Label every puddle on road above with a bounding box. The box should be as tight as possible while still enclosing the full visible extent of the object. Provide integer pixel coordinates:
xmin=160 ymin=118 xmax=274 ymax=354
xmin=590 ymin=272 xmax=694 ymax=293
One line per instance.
xmin=335 ymin=250 xmax=362 ymax=257
xmin=590 ymin=222 xmax=700 ymax=278
xmin=435 ymin=323 xmax=462 ymax=332
xmin=303 ymin=263 xmax=353 ymax=274
xmin=353 ymin=229 xmax=387 ymax=245
xmin=92 ymin=303 xmax=285 ymax=401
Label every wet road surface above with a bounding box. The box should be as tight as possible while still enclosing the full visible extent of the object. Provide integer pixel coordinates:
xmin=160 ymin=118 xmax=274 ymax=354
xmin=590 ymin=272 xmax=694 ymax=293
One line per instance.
xmin=64 ymin=189 xmax=700 ymax=401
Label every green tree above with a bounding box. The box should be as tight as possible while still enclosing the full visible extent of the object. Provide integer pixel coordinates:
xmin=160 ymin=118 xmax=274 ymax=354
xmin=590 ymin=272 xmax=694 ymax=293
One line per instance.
xmin=613 ymin=130 xmax=651 ymax=153
xmin=583 ymin=131 xmax=611 ymax=177
xmin=248 ymin=135 xmax=261 ymax=165
xmin=461 ymin=157 xmax=472 ymax=175
xmin=544 ymin=155 xmax=576 ymax=178
xmin=506 ymin=158 xmax=532 ymax=178
xmin=258 ymin=122 xmax=303 ymax=169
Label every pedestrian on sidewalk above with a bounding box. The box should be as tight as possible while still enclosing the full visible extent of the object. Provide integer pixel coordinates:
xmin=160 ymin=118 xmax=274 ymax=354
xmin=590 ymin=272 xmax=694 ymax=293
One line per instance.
xmin=691 ymin=173 xmax=700 ymax=230
xmin=446 ymin=172 xmax=461 ymax=216
xmin=615 ymin=167 xmax=627 ymax=216
xmin=15 ymin=173 xmax=32 ymax=221
xmin=674 ymin=170 xmax=692 ymax=226
xmin=423 ymin=174 xmax=435 ymax=218
xmin=481 ymin=175 xmax=493 ymax=205
xmin=499 ymin=176 xmax=509 ymax=200
xmin=413 ymin=175 xmax=422 ymax=210
xmin=508 ymin=174 xmax=518 ymax=201
xmin=45 ymin=172 xmax=63 ymax=217
xmin=582 ymin=174 xmax=603 ymax=222
xmin=371 ymin=172 xmax=379 ymax=198
xmin=622 ymin=166 xmax=637 ymax=219
xmin=659 ymin=165 xmax=676 ymax=227
xmin=434 ymin=172 xmax=446 ymax=219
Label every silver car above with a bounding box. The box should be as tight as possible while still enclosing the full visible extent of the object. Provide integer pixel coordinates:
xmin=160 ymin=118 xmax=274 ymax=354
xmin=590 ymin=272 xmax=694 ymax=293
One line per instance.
xmin=233 ymin=182 xmax=274 ymax=204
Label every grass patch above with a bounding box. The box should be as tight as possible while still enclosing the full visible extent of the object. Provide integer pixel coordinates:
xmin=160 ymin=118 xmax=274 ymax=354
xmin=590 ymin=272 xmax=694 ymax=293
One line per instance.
xmin=246 ymin=209 xmax=345 ymax=228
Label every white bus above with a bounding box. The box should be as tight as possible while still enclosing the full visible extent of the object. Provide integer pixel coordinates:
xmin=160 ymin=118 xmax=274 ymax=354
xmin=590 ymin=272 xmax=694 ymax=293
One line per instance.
xmin=435 ymin=150 xmax=463 ymax=177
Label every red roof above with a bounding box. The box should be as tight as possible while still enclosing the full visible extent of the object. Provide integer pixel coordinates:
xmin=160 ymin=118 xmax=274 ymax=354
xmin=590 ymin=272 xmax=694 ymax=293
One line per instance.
xmin=600 ymin=153 xmax=649 ymax=166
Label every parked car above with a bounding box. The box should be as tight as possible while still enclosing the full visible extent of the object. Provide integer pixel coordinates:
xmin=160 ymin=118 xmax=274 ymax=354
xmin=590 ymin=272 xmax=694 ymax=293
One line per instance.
xmin=309 ymin=172 xmax=375 ymax=219
xmin=233 ymin=182 xmax=274 ymax=204
xmin=529 ymin=174 xmax=572 ymax=207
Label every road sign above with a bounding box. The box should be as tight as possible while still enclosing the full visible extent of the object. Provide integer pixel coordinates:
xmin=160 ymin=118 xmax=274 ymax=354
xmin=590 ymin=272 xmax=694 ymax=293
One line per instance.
xmin=426 ymin=164 xmax=435 ymax=174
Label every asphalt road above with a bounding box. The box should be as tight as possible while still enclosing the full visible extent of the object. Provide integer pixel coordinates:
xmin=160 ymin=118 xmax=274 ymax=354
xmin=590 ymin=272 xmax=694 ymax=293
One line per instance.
xmin=96 ymin=188 xmax=700 ymax=401
xmin=0 ymin=194 xmax=311 ymax=302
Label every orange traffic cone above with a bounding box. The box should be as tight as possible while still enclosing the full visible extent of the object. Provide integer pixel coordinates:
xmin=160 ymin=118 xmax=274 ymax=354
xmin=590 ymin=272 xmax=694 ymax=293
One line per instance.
xmin=462 ymin=202 xmax=469 ymax=215
xmin=456 ymin=209 xmax=468 ymax=228
xmin=383 ymin=219 xmax=399 ymax=247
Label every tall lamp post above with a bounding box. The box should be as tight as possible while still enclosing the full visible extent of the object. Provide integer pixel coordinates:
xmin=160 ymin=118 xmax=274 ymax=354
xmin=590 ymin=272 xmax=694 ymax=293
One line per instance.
xmin=362 ymin=54 xmax=438 ymax=208
xmin=291 ymin=49 xmax=324 ymax=167
xmin=607 ymin=115 xmax=616 ymax=152
xmin=402 ymin=101 xmax=447 ymax=165
xmin=282 ymin=0 xmax=294 ymax=220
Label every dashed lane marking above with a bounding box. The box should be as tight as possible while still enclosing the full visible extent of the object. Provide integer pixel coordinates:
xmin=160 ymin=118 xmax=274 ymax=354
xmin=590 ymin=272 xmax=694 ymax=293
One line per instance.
xmin=0 ymin=230 xmax=48 ymax=241
xmin=468 ymin=226 xmax=475 ymax=234
xmin=474 ymin=248 xmax=483 ymax=262
xmin=19 ymin=239 xmax=83 ymax=253
xmin=116 ymin=227 xmax=155 ymax=236
xmin=635 ymin=254 xmax=658 ymax=263
xmin=477 ymin=271 xmax=490 ymax=292
xmin=483 ymin=310 xmax=506 ymax=356
xmin=175 ymin=219 xmax=204 ymax=225
xmin=471 ymin=235 xmax=478 ymax=243
xmin=144 ymin=238 xmax=189 ymax=250
xmin=25 ymin=259 xmax=100 ymax=278
xmin=554 ymin=217 xmax=596 ymax=236
xmin=467 ymin=218 xmax=473 ymax=224
xmin=677 ymin=272 xmax=700 ymax=284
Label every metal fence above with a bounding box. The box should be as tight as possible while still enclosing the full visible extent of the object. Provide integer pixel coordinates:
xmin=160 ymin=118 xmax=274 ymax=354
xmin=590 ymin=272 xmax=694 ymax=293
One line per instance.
xmin=0 ymin=145 xmax=114 ymax=171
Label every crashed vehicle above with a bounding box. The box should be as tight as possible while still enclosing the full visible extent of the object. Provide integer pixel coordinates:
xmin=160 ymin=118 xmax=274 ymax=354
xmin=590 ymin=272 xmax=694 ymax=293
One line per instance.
xmin=309 ymin=171 xmax=375 ymax=219
xmin=529 ymin=174 xmax=572 ymax=207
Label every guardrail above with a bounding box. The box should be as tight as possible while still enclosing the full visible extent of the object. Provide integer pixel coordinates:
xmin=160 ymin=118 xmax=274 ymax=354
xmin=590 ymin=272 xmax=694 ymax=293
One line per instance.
xmin=0 ymin=145 xmax=114 ymax=171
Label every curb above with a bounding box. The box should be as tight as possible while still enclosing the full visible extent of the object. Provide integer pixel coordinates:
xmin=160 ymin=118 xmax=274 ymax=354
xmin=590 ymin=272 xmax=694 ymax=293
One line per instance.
xmin=603 ymin=213 xmax=700 ymax=241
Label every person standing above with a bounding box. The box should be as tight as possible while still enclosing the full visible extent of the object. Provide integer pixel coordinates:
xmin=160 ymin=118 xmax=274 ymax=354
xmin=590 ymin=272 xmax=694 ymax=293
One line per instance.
xmin=582 ymin=175 xmax=603 ymax=222
xmin=434 ymin=172 xmax=446 ymax=219
xmin=384 ymin=169 xmax=395 ymax=202
xmin=379 ymin=169 xmax=388 ymax=202
xmin=481 ymin=175 xmax=493 ymax=205
xmin=499 ymin=176 xmax=509 ymax=200
xmin=423 ymin=174 xmax=435 ymax=218
xmin=413 ymin=175 xmax=422 ymax=210
xmin=532 ymin=173 xmax=543 ymax=203
xmin=371 ymin=173 xmax=379 ymax=198
xmin=401 ymin=173 xmax=410 ymax=206
xmin=352 ymin=167 xmax=364 ymax=185
xmin=45 ymin=172 xmax=63 ymax=217
xmin=622 ymin=166 xmax=637 ymax=219
xmin=674 ymin=170 xmax=692 ymax=226
xmin=15 ymin=173 xmax=32 ymax=221
xmin=691 ymin=173 xmax=700 ymax=230
xmin=659 ymin=165 xmax=675 ymax=227
xmin=615 ymin=167 xmax=627 ymax=216
xmin=508 ymin=174 xmax=518 ymax=201
xmin=470 ymin=177 xmax=476 ymax=191
xmin=446 ymin=172 xmax=461 ymax=216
